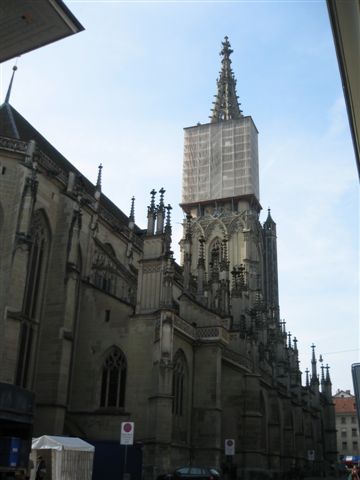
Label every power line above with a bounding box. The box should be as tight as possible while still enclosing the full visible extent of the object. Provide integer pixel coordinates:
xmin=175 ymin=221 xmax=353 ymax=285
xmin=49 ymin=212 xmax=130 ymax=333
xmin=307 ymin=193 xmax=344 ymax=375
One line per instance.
xmin=320 ymin=348 xmax=360 ymax=355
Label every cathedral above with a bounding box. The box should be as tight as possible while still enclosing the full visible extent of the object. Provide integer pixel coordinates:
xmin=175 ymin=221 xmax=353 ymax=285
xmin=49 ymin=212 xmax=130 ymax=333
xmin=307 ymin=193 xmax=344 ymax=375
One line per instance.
xmin=0 ymin=38 xmax=337 ymax=478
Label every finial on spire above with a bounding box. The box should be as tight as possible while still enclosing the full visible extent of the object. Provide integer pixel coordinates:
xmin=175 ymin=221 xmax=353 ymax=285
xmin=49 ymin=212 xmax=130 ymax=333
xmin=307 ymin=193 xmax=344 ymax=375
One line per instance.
xmin=150 ymin=189 xmax=157 ymax=212
xmin=159 ymin=187 xmax=165 ymax=208
xmin=211 ymin=36 xmax=242 ymax=123
xmin=165 ymin=204 xmax=172 ymax=229
xmin=325 ymin=364 xmax=331 ymax=383
xmin=264 ymin=207 xmax=276 ymax=230
xmin=311 ymin=343 xmax=316 ymax=360
xmin=96 ymin=164 xmax=103 ymax=191
xmin=5 ymin=63 xmax=18 ymax=104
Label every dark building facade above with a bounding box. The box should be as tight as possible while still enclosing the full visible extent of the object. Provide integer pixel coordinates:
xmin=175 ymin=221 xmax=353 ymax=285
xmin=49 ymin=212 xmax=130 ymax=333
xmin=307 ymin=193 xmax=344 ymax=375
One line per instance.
xmin=0 ymin=38 xmax=337 ymax=478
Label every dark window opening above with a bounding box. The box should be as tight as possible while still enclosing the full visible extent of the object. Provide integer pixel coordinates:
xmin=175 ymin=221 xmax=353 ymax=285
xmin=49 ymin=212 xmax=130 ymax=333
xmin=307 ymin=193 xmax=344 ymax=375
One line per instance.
xmin=15 ymin=322 xmax=33 ymax=388
xmin=100 ymin=348 xmax=126 ymax=408
xmin=172 ymin=354 xmax=186 ymax=417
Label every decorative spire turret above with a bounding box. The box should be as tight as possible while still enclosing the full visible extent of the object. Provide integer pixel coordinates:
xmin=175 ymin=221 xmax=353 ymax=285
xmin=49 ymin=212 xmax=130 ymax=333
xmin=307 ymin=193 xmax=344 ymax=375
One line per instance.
xmin=211 ymin=36 xmax=242 ymax=122
xmin=310 ymin=343 xmax=319 ymax=387
xmin=325 ymin=364 xmax=331 ymax=383
xmin=164 ymin=204 xmax=172 ymax=240
xmin=156 ymin=187 xmax=166 ymax=234
xmin=323 ymin=364 xmax=333 ymax=399
xmin=321 ymin=363 xmax=325 ymax=384
xmin=164 ymin=204 xmax=172 ymax=255
xmin=264 ymin=208 xmax=276 ymax=233
xmin=147 ymin=189 xmax=157 ymax=235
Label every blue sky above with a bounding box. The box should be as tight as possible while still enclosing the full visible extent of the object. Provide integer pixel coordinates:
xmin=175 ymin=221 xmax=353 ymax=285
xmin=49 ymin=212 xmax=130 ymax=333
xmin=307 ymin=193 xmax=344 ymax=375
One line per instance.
xmin=0 ymin=0 xmax=358 ymax=392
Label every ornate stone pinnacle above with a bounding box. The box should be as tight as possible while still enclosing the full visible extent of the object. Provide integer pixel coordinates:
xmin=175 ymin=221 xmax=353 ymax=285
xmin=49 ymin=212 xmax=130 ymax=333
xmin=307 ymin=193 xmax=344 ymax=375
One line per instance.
xmin=165 ymin=204 xmax=172 ymax=227
xmin=210 ymin=36 xmax=243 ymax=122
xmin=129 ymin=196 xmax=135 ymax=222
xmin=150 ymin=189 xmax=157 ymax=211
xmin=159 ymin=187 xmax=165 ymax=208
xmin=96 ymin=163 xmax=103 ymax=190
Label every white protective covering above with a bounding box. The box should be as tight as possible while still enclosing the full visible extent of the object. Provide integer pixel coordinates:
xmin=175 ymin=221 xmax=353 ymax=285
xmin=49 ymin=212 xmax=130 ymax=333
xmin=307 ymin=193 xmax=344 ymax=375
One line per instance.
xmin=182 ymin=116 xmax=260 ymax=205
xmin=31 ymin=436 xmax=94 ymax=480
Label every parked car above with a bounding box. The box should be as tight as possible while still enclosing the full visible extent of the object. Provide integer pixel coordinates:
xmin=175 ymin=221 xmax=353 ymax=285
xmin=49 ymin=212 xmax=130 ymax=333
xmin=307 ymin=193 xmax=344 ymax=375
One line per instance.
xmin=157 ymin=474 xmax=174 ymax=480
xmin=173 ymin=466 xmax=221 ymax=480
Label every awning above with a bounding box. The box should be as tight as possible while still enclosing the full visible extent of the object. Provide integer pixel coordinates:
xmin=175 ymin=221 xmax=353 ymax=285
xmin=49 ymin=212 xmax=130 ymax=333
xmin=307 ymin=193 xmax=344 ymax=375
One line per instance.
xmin=32 ymin=435 xmax=95 ymax=452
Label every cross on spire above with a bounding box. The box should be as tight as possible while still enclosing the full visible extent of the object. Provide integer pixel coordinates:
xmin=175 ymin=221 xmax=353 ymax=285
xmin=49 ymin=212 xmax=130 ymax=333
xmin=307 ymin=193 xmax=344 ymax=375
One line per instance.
xmin=211 ymin=36 xmax=242 ymax=122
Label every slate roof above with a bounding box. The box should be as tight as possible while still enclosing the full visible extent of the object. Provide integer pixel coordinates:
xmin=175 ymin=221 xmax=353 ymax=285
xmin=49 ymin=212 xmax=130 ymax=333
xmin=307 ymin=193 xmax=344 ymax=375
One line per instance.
xmin=0 ymin=102 xmax=144 ymax=236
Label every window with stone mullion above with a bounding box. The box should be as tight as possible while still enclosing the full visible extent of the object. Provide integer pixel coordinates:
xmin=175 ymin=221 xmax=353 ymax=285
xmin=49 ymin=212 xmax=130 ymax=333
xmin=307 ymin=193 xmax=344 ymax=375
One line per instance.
xmin=100 ymin=348 xmax=127 ymax=408
xmin=173 ymin=358 xmax=185 ymax=417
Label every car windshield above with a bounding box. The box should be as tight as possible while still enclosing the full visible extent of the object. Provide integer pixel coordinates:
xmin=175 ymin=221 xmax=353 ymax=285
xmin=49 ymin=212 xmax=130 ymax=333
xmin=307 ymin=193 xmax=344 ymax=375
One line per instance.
xmin=210 ymin=469 xmax=220 ymax=476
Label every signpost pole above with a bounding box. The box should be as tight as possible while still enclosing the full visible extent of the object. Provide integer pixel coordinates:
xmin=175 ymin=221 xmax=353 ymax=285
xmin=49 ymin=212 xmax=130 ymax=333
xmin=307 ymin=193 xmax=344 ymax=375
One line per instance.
xmin=124 ymin=444 xmax=128 ymax=480
xmin=120 ymin=422 xmax=134 ymax=480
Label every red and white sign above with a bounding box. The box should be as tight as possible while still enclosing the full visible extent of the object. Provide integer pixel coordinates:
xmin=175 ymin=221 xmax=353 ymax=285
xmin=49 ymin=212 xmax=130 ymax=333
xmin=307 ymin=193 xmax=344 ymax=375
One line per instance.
xmin=225 ymin=438 xmax=235 ymax=456
xmin=121 ymin=422 xmax=134 ymax=445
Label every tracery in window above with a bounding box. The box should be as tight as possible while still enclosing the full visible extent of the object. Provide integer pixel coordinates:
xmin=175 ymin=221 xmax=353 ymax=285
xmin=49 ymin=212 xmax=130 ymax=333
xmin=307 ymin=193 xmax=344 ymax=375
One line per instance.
xmin=16 ymin=210 xmax=50 ymax=388
xmin=100 ymin=347 xmax=127 ymax=408
xmin=23 ymin=211 xmax=50 ymax=319
xmin=92 ymin=249 xmax=117 ymax=295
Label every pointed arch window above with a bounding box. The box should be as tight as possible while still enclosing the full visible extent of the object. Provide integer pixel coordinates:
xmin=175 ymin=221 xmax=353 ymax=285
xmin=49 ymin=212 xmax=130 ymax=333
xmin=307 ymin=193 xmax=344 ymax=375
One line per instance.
xmin=100 ymin=347 xmax=127 ymax=408
xmin=16 ymin=210 xmax=50 ymax=388
xmin=23 ymin=211 xmax=50 ymax=318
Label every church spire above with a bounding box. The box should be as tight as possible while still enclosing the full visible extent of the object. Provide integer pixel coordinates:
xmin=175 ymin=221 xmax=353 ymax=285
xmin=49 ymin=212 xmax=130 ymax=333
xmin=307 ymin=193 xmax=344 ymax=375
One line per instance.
xmin=211 ymin=36 xmax=242 ymax=122
xmin=96 ymin=163 xmax=103 ymax=191
xmin=5 ymin=64 xmax=18 ymax=104
xmin=129 ymin=196 xmax=135 ymax=230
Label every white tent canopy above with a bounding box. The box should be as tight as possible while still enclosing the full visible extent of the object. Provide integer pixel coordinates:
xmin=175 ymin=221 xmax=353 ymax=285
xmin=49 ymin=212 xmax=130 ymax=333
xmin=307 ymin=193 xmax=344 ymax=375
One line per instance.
xmin=32 ymin=435 xmax=94 ymax=452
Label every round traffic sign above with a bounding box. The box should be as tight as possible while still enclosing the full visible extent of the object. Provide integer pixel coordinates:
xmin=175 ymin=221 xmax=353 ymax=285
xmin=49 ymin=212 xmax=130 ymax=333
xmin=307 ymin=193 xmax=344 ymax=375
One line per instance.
xmin=123 ymin=422 xmax=133 ymax=433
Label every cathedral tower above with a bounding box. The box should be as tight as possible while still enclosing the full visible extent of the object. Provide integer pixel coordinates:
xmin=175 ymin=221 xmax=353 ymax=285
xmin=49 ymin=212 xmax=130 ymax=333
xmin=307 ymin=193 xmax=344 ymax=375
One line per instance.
xmin=180 ymin=37 xmax=267 ymax=317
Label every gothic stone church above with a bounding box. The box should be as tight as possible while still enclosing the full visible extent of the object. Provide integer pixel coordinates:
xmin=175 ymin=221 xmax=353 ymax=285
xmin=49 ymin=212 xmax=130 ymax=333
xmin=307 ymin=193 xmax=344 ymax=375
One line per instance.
xmin=0 ymin=38 xmax=336 ymax=478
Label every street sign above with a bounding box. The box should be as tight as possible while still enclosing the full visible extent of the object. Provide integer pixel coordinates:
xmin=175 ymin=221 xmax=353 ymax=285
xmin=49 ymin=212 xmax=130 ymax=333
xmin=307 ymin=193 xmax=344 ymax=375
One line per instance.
xmin=225 ymin=439 xmax=235 ymax=456
xmin=307 ymin=449 xmax=315 ymax=461
xmin=121 ymin=422 xmax=134 ymax=445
